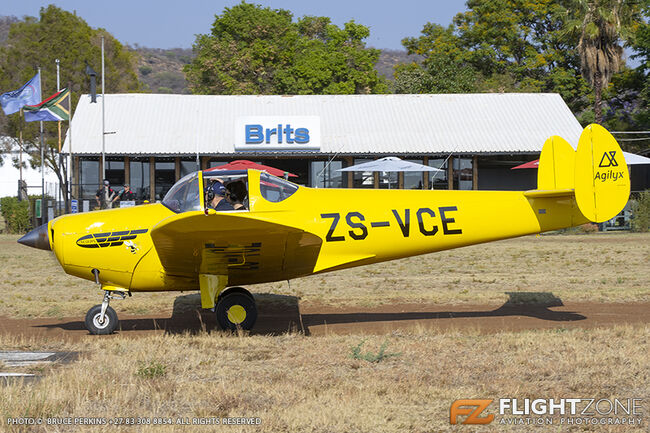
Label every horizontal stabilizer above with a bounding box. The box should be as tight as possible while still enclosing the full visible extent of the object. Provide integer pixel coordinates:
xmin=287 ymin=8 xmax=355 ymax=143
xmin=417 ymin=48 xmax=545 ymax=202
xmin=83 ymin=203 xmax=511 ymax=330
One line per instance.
xmin=523 ymin=189 xmax=574 ymax=199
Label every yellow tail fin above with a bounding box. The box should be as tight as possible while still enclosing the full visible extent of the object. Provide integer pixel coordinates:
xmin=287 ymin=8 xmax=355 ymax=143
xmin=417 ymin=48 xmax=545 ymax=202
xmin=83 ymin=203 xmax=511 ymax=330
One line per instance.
xmin=533 ymin=124 xmax=630 ymax=223
xmin=538 ymin=135 xmax=575 ymax=190
xmin=574 ymin=124 xmax=630 ymax=222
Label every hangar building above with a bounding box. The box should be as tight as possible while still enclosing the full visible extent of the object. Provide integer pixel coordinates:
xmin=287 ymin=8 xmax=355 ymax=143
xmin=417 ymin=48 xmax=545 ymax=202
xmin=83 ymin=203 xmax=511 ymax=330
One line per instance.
xmin=64 ymin=93 xmax=586 ymax=203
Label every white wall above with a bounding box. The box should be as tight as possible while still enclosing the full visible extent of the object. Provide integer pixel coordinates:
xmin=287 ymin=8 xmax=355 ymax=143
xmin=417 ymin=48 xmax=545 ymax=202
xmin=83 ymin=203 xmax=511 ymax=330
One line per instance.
xmin=0 ymin=160 xmax=59 ymax=198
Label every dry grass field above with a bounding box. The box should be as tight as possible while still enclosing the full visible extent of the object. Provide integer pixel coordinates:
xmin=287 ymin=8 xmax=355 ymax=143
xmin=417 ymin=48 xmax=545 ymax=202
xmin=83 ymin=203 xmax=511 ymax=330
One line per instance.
xmin=0 ymin=232 xmax=648 ymax=432
xmin=0 ymin=326 xmax=648 ymax=432
xmin=0 ymin=232 xmax=648 ymax=318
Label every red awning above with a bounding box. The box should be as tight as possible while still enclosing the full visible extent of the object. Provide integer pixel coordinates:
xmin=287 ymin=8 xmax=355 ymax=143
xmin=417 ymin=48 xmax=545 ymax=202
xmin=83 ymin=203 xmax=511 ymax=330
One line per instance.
xmin=511 ymin=159 xmax=539 ymax=169
xmin=205 ymin=160 xmax=297 ymax=177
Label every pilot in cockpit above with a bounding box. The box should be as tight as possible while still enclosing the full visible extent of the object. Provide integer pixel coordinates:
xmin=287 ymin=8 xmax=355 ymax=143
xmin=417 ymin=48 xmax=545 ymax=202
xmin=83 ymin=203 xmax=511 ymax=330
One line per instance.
xmin=207 ymin=180 xmax=234 ymax=211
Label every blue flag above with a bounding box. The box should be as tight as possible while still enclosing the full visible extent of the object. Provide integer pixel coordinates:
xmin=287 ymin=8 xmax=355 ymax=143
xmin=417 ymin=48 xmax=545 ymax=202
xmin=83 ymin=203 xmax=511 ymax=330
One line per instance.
xmin=0 ymin=72 xmax=42 ymax=115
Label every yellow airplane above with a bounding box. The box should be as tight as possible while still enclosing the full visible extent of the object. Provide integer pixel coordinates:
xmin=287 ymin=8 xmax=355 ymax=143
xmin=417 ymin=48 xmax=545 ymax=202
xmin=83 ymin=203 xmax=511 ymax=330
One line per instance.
xmin=18 ymin=124 xmax=630 ymax=334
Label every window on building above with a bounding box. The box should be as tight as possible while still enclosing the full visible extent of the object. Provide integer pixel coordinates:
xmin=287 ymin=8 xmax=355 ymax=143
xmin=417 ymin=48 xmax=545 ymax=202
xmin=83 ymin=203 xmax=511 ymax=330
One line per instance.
xmin=352 ymin=159 xmax=375 ymax=188
xmin=453 ymin=157 xmax=473 ymax=190
xmin=310 ymin=161 xmax=345 ymax=188
xmin=105 ymin=158 xmax=125 ymax=188
xmin=209 ymin=160 xmax=231 ymax=168
xmin=378 ymin=171 xmax=398 ymax=189
xmin=404 ymin=159 xmax=424 ymax=189
xmin=155 ymin=158 xmax=176 ymax=201
xmin=79 ymin=157 xmax=99 ymax=200
xmin=130 ymin=157 xmax=150 ymax=202
xmin=428 ymin=159 xmax=448 ymax=189
xmin=180 ymin=159 xmax=200 ymax=178
xmin=260 ymin=159 xmax=308 ymax=185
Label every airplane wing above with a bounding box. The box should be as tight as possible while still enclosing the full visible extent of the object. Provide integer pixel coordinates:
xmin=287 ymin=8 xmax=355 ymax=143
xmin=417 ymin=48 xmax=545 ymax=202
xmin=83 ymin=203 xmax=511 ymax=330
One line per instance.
xmin=149 ymin=211 xmax=322 ymax=285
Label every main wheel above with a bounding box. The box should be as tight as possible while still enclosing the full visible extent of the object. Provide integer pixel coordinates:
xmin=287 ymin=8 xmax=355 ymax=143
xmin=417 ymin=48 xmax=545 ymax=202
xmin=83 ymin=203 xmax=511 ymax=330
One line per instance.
xmin=85 ymin=305 xmax=119 ymax=335
xmin=215 ymin=292 xmax=257 ymax=331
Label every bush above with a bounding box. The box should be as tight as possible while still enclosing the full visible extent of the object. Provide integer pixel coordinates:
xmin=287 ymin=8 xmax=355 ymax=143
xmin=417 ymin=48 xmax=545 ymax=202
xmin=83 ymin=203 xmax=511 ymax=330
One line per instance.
xmin=0 ymin=197 xmax=32 ymax=234
xmin=350 ymin=340 xmax=401 ymax=363
xmin=631 ymin=190 xmax=650 ymax=232
xmin=135 ymin=361 xmax=166 ymax=379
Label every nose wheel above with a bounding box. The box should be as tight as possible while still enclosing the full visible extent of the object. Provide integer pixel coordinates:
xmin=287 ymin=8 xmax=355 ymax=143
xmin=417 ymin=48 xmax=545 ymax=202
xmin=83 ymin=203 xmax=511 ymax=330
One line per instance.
xmin=85 ymin=290 xmax=127 ymax=335
xmin=85 ymin=304 xmax=118 ymax=335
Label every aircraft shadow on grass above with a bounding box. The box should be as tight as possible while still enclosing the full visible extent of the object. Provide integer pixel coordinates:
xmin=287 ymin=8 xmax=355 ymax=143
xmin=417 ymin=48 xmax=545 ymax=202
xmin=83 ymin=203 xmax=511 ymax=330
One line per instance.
xmin=36 ymin=291 xmax=584 ymax=336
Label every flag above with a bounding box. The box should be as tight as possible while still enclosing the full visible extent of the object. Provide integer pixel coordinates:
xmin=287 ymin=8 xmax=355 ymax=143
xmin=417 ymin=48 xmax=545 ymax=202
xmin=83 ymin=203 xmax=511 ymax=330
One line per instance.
xmin=24 ymin=88 xmax=70 ymax=122
xmin=0 ymin=72 xmax=42 ymax=115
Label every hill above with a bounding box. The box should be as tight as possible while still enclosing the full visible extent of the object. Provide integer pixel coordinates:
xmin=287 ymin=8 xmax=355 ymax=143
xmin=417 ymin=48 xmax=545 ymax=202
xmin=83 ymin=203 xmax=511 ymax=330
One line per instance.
xmin=0 ymin=15 xmax=417 ymax=95
xmin=132 ymin=46 xmax=192 ymax=94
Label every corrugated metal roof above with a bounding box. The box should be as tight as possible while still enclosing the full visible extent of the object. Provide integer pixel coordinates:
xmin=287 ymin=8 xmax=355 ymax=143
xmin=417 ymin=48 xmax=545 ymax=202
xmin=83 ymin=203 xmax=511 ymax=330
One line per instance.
xmin=63 ymin=93 xmax=583 ymax=155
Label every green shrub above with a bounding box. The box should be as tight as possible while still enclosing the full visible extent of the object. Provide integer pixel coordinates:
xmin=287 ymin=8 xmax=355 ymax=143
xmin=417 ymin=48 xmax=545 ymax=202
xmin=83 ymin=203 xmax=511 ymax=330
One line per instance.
xmin=0 ymin=197 xmax=32 ymax=234
xmin=631 ymin=190 xmax=650 ymax=232
xmin=135 ymin=361 xmax=166 ymax=379
xmin=138 ymin=65 xmax=153 ymax=76
xmin=350 ymin=340 xmax=401 ymax=363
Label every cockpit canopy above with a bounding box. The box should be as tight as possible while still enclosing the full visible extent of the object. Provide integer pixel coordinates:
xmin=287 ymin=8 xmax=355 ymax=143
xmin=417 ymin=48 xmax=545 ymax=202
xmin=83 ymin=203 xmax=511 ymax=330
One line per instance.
xmin=161 ymin=169 xmax=299 ymax=213
xmin=161 ymin=172 xmax=201 ymax=213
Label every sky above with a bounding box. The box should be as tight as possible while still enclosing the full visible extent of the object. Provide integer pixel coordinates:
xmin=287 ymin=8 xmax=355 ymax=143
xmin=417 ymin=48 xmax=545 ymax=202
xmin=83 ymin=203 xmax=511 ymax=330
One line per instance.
xmin=3 ymin=0 xmax=469 ymax=50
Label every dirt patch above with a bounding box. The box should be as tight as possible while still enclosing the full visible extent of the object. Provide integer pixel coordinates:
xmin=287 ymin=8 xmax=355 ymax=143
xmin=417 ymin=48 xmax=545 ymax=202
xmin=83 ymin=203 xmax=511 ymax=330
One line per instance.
xmin=0 ymin=299 xmax=647 ymax=341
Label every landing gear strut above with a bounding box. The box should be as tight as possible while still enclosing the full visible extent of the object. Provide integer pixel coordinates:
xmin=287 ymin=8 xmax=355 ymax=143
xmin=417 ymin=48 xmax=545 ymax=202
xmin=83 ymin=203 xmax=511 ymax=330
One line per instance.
xmin=85 ymin=290 xmax=127 ymax=335
xmin=215 ymin=287 xmax=257 ymax=331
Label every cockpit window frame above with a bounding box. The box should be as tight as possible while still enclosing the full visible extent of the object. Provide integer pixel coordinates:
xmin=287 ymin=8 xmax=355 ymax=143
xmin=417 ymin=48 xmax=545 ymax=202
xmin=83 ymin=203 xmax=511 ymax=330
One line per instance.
xmin=259 ymin=172 xmax=299 ymax=203
xmin=161 ymin=172 xmax=202 ymax=214
xmin=201 ymin=169 xmax=250 ymax=212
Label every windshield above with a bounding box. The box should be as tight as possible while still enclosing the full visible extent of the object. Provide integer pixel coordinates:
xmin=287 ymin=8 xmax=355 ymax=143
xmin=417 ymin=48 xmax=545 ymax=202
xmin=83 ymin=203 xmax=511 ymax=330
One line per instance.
xmin=162 ymin=172 xmax=201 ymax=213
xmin=260 ymin=172 xmax=299 ymax=202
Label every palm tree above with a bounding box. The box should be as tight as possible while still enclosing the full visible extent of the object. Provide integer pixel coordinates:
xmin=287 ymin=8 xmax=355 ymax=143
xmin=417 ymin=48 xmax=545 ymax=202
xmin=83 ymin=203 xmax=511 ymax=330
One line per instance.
xmin=571 ymin=0 xmax=640 ymax=124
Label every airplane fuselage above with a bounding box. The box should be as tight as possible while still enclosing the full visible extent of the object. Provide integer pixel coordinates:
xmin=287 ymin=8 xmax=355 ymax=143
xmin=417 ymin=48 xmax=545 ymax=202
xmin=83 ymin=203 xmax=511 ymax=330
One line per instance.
xmin=47 ymin=182 xmax=587 ymax=293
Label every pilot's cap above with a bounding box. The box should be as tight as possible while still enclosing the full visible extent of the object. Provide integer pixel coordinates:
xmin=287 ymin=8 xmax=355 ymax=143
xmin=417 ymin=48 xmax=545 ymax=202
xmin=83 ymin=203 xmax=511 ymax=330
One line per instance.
xmin=211 ymin=182 xmax=226 ymax=197
xmin=103 ymin=179 xmax=109 ymax=185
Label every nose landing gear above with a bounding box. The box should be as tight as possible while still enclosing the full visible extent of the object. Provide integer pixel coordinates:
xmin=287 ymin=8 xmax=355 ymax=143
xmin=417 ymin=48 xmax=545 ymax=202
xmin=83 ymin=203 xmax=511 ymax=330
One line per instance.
xmin=85 ymin=289 xmax=129 ymax=335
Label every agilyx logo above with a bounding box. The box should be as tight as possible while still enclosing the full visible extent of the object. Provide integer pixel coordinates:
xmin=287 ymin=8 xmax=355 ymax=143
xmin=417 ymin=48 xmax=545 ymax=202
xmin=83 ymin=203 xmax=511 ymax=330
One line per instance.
xmin=450 ymin=399 xmax=494 ymax=425
xmin=594 ymin=151 xmax=625 ymax=182
xmin=598 ymin=151 xmax=618 ymax=168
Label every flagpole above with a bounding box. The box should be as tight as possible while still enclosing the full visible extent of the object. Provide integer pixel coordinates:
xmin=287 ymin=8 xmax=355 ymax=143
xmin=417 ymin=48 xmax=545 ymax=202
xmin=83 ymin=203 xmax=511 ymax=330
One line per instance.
xmin=101 ymin=35 xmax=106 ymax=181
xmin=56 ymin=59 xmax=62 ymax=215
xmin=56 ymin=59 xmax=61 ymax=152
xmin=19 ymin=108 xmax=23 ymax=200
xmin=38 ymin=67 xmax=45 ymax=224
xmin=68 ymin=81 xmax=73 ymax=212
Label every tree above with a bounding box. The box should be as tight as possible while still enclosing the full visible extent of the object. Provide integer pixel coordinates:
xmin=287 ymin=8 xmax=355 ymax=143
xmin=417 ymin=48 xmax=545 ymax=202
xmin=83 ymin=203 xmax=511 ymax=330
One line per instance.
xmin=0 ymin=5 xmax=140 ymax=210
xmin=393 ymin=57 xmax=479 ymax=94
xmin=184 ymin=2 xmax=387 ymax=95
xmin=565 ymin=0 xmax=642 ymax=124
xmin=630 ymin=2 xmax=650 ymax=129
xmin=398 ymin=0 xmax=592 ymax=111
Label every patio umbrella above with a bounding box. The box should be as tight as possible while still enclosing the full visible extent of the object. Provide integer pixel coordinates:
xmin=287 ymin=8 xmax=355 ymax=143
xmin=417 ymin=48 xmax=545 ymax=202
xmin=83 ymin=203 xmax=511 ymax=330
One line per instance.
xmin=511 ymin=151 xmax=650 ymax=170
xmin=205 ymin=160 xmax=297 ymax=177
xmin=338 ymin=157 xmax=443 ymax=173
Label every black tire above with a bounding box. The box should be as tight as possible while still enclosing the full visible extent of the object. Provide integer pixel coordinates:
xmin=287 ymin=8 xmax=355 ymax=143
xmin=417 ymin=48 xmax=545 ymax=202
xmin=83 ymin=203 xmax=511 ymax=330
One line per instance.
xmin=85 ymin=305 xmax=119 ymax=335
xmin=218 ymin=286 xmax=254 ymax=303
xmin=216 ymin=292 xmax=257 ymax=331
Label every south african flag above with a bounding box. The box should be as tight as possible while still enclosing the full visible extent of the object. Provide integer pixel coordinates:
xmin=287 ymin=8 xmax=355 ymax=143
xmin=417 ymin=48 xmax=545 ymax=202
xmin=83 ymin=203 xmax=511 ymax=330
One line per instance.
xmin=24 ymin=88 xmax=70 ymax=122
